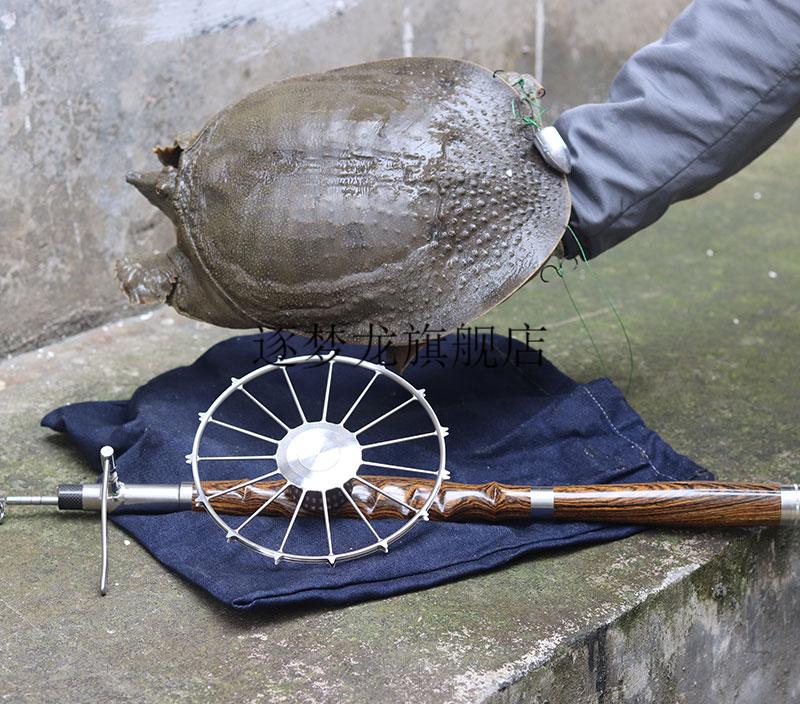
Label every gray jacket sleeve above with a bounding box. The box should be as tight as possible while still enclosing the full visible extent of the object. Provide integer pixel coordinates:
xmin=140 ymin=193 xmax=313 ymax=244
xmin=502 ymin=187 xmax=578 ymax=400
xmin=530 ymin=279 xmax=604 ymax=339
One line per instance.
xmin=554 ymin=0 xmax=800 ymax=259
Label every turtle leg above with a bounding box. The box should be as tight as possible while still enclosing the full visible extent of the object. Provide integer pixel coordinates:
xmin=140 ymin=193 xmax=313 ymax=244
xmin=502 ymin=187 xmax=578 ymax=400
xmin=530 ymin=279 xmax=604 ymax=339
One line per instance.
xmin=117 ymin=246 xmax=255 ymax=328
xmin=116 ymin=250 xmax=178 ymax=304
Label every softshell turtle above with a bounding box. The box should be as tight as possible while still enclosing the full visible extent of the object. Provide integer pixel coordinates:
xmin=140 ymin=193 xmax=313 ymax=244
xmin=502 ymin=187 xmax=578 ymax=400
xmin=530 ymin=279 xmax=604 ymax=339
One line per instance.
xmin=118 ymin=57 xmax=570 ymax=343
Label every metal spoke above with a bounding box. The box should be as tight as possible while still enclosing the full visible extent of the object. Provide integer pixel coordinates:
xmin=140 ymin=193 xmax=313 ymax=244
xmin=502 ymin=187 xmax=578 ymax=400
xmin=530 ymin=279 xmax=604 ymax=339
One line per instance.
xmin=207 ymin=417 xmax=280 ymax=445
xmin=321 ymin=361 xmax=334 ymax=421
xmin=197 ymin=454 xmax=276 ymax=461
xmin=353 ymin=396 xmax=417 ymax=436
xmin=360 ymin=430 xmax=438 ymax=450
xmin=340 ymin=486 xmax=383 ymax=542
xmin=281 ymin=367 xmax=307 ymax=423
xmin=193 ymin=353 xmax=446 ymax=564
xmin=279 ymin=489 xmax=307 ymax=552
xmin=354 ymin=476 xmax=417 ymax=512
xmin=339 ymin=370 xmax=380 ymax=427
xmin=359 ymin=460 xmax=440 ymax=476
xmin=237 ymin=482 xmax=290 ymax=532
xmin=321 ymin=490 xmax=334 ymax=560
xmin=237 ymin=385 xmax=290 ymax=431
xmin=205 ymin=469 xmax=283 ymax=500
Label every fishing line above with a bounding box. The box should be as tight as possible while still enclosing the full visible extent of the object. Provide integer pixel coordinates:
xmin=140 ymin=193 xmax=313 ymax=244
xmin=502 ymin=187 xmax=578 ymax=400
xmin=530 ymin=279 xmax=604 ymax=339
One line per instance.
xmin=560 ymin=225 xmax=635 ymax=393
xmin=566 ymin=225 xmax=635 ymax=392
xmin=510 ymin=76 xmax=546 ymax=133
xmin=504 ymin=71 xmax=636 ymax=392
xmin=540 ymin=256 xmax=610 ymax=380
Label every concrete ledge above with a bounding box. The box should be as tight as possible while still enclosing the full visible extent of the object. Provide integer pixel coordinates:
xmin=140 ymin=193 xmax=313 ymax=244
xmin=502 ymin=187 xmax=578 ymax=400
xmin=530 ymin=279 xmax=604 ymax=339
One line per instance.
xmin=0 ymin=128 xmax=797 ymax=702
xmin=499 ymin=528 xmax=800 ymax=703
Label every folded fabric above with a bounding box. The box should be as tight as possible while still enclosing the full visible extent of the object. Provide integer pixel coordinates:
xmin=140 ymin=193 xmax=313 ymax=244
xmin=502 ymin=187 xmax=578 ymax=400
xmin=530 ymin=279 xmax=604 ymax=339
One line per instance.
xmin=42 ymin=332 xmax=710 ymax=610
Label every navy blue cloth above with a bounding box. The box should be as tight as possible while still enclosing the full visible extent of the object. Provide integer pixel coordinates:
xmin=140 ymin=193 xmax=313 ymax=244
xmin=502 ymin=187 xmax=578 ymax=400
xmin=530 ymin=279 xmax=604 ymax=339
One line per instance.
xmin=42 ymin=333 xmax=709 ymax=610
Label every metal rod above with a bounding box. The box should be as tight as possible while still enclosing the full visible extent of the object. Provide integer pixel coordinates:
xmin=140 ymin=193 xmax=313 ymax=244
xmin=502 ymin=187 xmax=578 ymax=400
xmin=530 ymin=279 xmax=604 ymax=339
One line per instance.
xmin=321 ymin=361 xmax=334 ymax=422
xmin=197 ymin=455 xmax=276 ymax=462
xmin=353 ymin=396 xmax=417 ymax=436
xmin=207 ymin=417 xmax=281 ymax=445
xmin=322 ymin=490 xmax=334 ymax=561
xmin=205 ymin=469 xmax=282 ymax=500
xmin=339 ymin=370 xmax=379 ymax=427
xmin=278 ymin=489 xmax=307 ymax=553
xmin=281 ymin=366 xmax=307 ymax=423
xmin=237 ymin=482 xmax=290 ymax=532
xmin=4 ymin=496 xmax=59 ymax=505
xmin=99 ymin=446 xmax=114 ymax=597
xmin=360 ymin=430 xmax=439 ymax=450
xmin=339 ymin=486 xmax=384 ymax=543
xmin=359 ymin=460 xmax=440 ymax=477
xmin=236 ymin=385 xmax=291 ymax=431
xmin=353 ymin=476 xmax=417 ymax=512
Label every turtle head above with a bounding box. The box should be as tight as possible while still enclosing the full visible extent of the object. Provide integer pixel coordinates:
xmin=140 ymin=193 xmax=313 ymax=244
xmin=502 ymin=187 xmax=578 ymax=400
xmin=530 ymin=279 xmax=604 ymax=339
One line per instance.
xmin=126 ymin=169 xmax=178 ymax=222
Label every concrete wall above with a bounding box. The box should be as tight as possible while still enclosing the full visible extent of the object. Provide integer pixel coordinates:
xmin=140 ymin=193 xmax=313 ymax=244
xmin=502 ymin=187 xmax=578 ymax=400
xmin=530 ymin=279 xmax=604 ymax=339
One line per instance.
xmin=493 ymin=529 xmax=800 ymax=704
xmin=0 ymin=0 xmax=688 ymax=357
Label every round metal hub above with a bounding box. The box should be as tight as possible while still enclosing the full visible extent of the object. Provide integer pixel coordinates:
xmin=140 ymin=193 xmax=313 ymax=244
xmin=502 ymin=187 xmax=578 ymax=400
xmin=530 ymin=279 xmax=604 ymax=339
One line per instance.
xmin=191 ymin=353 xmax=448 ymax=564
xmin=276 ymin=421 xmax=362 ymax=492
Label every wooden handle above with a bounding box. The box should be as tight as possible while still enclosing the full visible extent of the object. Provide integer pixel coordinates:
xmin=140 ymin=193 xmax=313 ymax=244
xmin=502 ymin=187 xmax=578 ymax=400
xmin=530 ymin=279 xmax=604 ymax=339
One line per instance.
xmin=551 ymin=481 xmax=782 ymax=527
xmin=197 ymin=477 xmax=784 ymax=527
xmin=199 ymin=476 xmax=532 ymax=522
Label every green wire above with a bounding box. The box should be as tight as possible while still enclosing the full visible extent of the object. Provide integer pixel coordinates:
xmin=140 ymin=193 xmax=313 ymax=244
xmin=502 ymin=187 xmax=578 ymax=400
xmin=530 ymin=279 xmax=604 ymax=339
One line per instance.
xmin=510 ymin=78 xmax=544 ymax=130
xmin=504 ymin=72 xmax=634 ymax=392
xmin=556 ymin=262 xmax=610 ymax=379
xmin=560 ymin=225 xmax=635 ymax=393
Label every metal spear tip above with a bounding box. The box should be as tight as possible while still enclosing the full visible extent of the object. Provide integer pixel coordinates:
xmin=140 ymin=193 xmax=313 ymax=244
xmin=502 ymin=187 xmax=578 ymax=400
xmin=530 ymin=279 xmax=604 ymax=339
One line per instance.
xmin=0 ymin=497 xmax=6 ymax=524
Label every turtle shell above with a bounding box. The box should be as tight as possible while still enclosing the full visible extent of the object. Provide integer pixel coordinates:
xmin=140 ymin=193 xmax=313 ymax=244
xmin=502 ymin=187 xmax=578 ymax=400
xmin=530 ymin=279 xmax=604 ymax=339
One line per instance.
xmin=173 ymin=57 xmax=570 ymax=340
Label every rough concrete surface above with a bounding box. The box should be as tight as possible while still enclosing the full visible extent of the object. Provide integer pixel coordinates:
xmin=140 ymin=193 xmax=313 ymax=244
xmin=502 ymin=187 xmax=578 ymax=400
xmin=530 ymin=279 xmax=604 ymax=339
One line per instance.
xmin=0 ymin=122 xmax=797 ymax=701
xmin=2 ymin=1 xmax=799 ymax=701
xmin=0 ymin=0 xmax=688 ymax=356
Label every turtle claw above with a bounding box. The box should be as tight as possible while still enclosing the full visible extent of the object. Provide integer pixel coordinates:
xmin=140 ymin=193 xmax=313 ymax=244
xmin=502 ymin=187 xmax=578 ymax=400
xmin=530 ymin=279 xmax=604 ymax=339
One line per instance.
xmin=116 ymin=254 xmax=177 ymax=305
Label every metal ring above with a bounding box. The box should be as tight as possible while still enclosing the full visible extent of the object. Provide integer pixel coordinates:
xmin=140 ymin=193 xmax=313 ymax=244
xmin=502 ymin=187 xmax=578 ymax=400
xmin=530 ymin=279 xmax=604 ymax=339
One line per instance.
xmin=190 ymin=354 xmax=448 ymax=565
